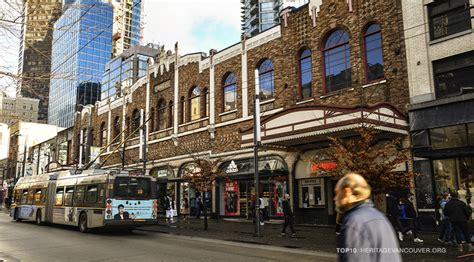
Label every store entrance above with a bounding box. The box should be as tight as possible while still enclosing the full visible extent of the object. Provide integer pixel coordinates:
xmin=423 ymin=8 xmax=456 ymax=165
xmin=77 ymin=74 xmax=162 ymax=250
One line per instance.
xmin=238 ymin=181 xmax=254 ymax=219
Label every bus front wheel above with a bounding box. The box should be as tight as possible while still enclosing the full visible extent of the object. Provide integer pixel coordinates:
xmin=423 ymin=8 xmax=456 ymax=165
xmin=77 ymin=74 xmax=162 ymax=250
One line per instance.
xmin=79 ymin=213 xmax=89 ymax=233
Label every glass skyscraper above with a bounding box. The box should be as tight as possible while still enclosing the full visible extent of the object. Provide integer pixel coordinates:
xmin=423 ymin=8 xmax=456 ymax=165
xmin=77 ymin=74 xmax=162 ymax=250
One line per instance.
xmin=48 ymin=0 xmax=113 ymax=127
xmin=101 ymin=44 xmax=160 ymax=100
xmin=241 ymin=0 xmax=309 ymax=37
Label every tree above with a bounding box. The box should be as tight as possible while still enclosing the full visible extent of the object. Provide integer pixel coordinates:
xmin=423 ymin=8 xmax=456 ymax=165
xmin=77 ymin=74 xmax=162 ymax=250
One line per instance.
xmin=307 ymin=127 xmax=413 ymax=195
xmin=174 ymin=134 xmax=234 ymax=230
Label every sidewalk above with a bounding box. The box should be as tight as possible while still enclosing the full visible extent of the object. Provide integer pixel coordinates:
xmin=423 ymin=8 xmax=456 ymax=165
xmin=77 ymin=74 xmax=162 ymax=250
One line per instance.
xmin=139 ymin=217 xmax=467 ymax=261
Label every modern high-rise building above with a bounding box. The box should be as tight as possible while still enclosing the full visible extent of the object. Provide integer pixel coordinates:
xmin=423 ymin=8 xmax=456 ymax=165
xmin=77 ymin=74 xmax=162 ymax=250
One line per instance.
xmin=48 ymin=0 xmax=114 ymax=128
xmin=100 ymin=44 xmax=160 ymax=100
xmin=241 ymin=0 xmax=308 ymax=37
xmin=16 ymin=0 xmax=62 ymax=123
xmin=110 ymin=0 xmax=144 ymax=57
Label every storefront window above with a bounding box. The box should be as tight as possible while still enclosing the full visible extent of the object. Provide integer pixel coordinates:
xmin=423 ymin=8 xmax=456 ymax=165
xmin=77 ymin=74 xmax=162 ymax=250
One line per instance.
xmin=224 ymin=181 xmax=239 ymax=215
xmin=430 ymin=124 xmax=468 ymax=149
xmin=433 ymin=157 xmax=474 ymax=219
xmin=299 ymin=178 xmax=325 ymax=208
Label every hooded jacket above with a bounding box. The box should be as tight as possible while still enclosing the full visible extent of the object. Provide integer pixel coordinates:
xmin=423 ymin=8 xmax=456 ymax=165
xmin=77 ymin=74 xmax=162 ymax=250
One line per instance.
xmin=337 ymin=200 xmax=401 ymax=262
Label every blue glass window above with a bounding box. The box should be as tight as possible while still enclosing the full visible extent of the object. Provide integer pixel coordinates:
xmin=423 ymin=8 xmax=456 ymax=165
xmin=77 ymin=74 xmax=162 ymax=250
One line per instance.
xmin=323 ymin=30 xmax=351 ymax=93
xmin=364 ymin=24 xmax=384 ymax=82
xmin=223 ymin=73 xmax=237 ymax=112
xmin=258 ymin=59 xmax=274 ymax=101
xmin=299 ymin=49 xmax=312 ymax=99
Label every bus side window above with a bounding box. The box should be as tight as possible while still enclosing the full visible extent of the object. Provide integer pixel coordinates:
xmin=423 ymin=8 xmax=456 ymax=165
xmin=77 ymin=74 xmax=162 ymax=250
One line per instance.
xmin=21 ymin=190 xmax=28 ymax=204
xmin=34 ymin=189 xmax=43 ymax=204
xmin=64 ymin=187 xmax=74 ymax=206
xmin=85 ymin=185 xmax=98 ymax=203
xmin=28 ymin=189 xmax=35 ymax=205
xmin=97 ymin=184 xmax=106 ymax=204
xmin=55 ymin=187 xmax=64 ymax=206
xmin=14 ymin=190 xmax=21 ymax=203
xmin=74 ymin=186 xmax=85 ymax=206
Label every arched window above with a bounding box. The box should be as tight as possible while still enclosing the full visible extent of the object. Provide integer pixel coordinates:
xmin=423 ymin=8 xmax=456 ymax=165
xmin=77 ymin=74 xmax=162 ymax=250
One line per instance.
xmin=180 ymin=96 xmax=185 ymax=124
xmin=100 ymin=122 xmax=107 ymax=147
xmin=168 ymin=100 xmax=173 ymax=128
xmin=157 ymin=99 xmax=167 ymax=130
xmin=189 ymin=86 xmax=201 ymax=121
xmin=223 ymin=73 xmax=237 ymax=111
xmin=113 ymin=116 xmax=121 ymax=139
xmin=202 ymin=87 xmax=209 ymax=117
xmin=298 ymin=49 xmax=312 ymax=99
xmin=258 ymin=59 xmax=274 ymax=101
xmin=131 ymin=109 xmax=140 ymax=134
xmin=149 ymin=108 xmax=155 ymax=132
xmin=323 ymin=30 xmax=352 ymax=93
xmin=363 ymin=23 xmax=384 ymax=82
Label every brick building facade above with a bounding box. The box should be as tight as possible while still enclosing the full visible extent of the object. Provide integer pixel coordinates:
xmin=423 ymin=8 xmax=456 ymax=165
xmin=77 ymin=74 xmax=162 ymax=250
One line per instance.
xmin=72 ymin=0 xmax=411 ymax=224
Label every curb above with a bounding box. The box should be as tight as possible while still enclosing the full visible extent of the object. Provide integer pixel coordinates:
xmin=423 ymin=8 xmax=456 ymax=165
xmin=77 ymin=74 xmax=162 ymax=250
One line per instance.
xmin=137 ymin=228 xmax=337 ymax=259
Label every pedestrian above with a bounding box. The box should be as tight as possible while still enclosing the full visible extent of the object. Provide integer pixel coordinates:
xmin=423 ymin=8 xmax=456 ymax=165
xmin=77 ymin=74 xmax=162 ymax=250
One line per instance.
xmin=262 ymin=196 xmax=270 ymax=221
xmin=165 ymin=194 xmax=175 ymax=224
xmin=444 ymin=191 xmax=473 ymax=252
xmin=386 ymin=193 xmax=405 ymax=241
xmin=399 ymin=194 xmax=424 ymax=243
xmin=281 ymin=194 xmax=296 ymax=237
xmin=195 ymin=194 xmax=202 ymax=219
xmin=438 ymin=193 xmax=453 ymax=244
xmin=181 ymin=197 xmax=190 ymax=223
xmin=335 ymin=173 xmax=401 ymax=262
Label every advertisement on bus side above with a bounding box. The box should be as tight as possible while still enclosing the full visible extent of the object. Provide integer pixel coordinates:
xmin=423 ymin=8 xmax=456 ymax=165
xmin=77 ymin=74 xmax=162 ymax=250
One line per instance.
xmin=106 ymin=199 xmax=154 ymax=220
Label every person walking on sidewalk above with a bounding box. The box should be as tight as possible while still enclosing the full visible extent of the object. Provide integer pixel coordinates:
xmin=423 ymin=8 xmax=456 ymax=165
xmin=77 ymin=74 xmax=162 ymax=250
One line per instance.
xmin=181 ymin=197 xmax=190 ymax=223
xmin=444 ymin=191 xmax=473 ymax=252
xmin=438 ymin=193 xmax=453 ymax=244
xmin=399 ymin=194 xmax=424 ymax=243
xmin=335 ymin=173 xmax=401 ymax=262
xmin=165 ymin=194 xmax=175 ymax=224
xmin=281 ymin=194 xmax=295 ymax=237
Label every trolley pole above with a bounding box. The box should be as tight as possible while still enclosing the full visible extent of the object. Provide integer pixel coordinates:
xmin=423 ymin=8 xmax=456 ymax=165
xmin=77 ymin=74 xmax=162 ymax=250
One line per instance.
xmin=253 ymin=69 xmax=261 ymax=237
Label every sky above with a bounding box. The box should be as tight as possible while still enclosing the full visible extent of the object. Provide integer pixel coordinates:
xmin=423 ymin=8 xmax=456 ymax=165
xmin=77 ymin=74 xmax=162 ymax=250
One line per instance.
xmin=0 ymin=0 xmax=242 ymax=96
xmin=143 ymin=0 xmax=241 ymax=54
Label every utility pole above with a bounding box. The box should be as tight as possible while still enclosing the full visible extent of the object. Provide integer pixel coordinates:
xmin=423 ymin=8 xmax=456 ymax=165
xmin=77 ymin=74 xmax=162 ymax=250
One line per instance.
xmin=21 ymin=135 xmax=27 ymax=178
xmin=253 ymin=69 xmax=261 ymax=237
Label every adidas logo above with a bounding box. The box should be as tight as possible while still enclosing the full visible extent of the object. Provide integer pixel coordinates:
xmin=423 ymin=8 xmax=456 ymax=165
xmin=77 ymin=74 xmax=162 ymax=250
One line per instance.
xmin=225 ymin=160 xmax=239 ymax=174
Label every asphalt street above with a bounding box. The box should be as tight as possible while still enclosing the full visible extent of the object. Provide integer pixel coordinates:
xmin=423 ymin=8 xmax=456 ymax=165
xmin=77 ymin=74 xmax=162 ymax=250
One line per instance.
xmin=0 ymin=213 xmax=335 ymax=262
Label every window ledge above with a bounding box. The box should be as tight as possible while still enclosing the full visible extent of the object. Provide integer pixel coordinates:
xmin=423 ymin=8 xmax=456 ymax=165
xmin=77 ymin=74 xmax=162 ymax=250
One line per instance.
xmin=260 ymin=98 xmax=275 ymax=105
xmin=362 ymin=79 xmax=387 ymax=88
xmin=429 ymin=29 xmax=472 ymax=45
xmin=219 ymin=109 xmax=237 ymax=116
xmin=296 ymin=98 xmax=314 ymax=105
xmin=178 ymin=116 xmax=210 ymax=127
xmin=149 ymin=127 xmax=173 ymax=135
xmin=320 ymin=88 xmax=354 ymax=99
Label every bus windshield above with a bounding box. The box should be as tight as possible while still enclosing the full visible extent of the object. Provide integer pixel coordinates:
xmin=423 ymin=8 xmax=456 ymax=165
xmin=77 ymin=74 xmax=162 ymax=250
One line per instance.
xmin=114 ymin=177 xmax=151 ymax=199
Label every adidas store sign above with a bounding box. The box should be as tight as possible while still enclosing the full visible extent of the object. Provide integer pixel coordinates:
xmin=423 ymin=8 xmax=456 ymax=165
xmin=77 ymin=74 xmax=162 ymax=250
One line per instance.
xmin=225 ymin=160 xmax=239 ymax=174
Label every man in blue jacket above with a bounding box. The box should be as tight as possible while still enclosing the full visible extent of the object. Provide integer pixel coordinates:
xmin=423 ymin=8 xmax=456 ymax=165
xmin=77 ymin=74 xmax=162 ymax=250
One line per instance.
xmin=335 ymin=173 xmax=401 ymax=262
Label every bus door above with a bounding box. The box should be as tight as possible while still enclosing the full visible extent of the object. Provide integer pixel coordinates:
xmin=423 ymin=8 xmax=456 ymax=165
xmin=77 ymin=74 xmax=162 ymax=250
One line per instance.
xmin=45 ymin=181 xmax=57 ymax=223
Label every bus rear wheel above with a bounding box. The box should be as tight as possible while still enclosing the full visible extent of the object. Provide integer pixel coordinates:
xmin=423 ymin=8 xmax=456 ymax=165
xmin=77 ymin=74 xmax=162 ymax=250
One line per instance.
xmin=79 ymin=213 xmax=89 ymax=233
xmin=35 ymin=210 xmax=43 ymax=225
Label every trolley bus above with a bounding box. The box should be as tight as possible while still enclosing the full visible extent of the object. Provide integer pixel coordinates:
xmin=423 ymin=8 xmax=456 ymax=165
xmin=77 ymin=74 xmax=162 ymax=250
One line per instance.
xmin=10 ymin=169 xmax=158 ymax=232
